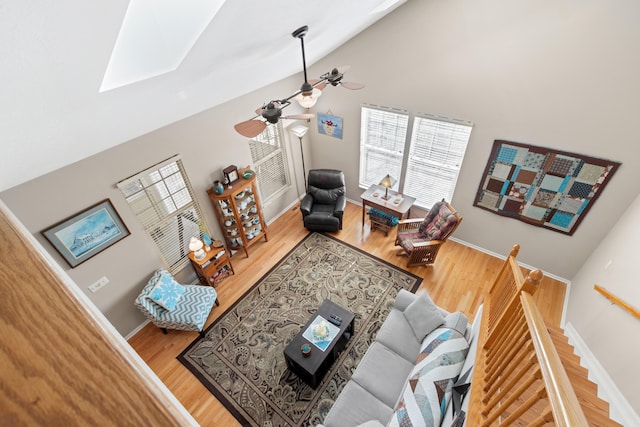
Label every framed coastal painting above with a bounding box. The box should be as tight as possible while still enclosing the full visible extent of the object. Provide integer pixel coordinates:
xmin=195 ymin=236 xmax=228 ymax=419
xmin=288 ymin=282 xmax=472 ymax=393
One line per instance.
xmin=42 ymin=199 xmax=130 ymax=268
xmin=317 ymin=113 xmax=343 ymax=139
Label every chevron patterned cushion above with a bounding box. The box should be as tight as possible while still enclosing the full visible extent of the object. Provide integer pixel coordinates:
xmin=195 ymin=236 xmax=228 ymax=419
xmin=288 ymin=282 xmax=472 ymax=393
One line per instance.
xmin=135 ymin=269 xmax=217 ymax=332
xmin=388 ymin=327 xmax=469 ymax=427
xmin=150 ymin=284 xmax=216 ymax=332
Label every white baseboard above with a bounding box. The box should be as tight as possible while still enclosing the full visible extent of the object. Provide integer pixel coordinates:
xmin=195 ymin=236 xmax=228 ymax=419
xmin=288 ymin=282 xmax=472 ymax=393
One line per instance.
xmin=564 ymin=322 xmax=640 ymax=426
xmin=267 ymin=198 xmax=304 ymax=226
xmin=125 ymin=319 xmax=151 ymax=341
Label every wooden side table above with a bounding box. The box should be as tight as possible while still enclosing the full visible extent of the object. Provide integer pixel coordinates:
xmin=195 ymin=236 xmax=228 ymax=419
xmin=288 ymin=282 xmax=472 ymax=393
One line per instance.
xmin=188 ymin=245 xmax=234 ymax=286
xmin=360 ymin=184 xmax=416 ymax=233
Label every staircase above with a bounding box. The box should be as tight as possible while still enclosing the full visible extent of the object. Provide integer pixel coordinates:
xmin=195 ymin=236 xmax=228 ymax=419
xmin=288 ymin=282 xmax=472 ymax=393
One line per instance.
xmin=547 ymin=325 xmax=622 ymax=427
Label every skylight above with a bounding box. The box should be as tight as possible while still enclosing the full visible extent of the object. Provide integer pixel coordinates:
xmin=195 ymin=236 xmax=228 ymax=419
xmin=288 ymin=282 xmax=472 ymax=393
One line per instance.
xmin=100 ymin=0 xmax=226 ymax=92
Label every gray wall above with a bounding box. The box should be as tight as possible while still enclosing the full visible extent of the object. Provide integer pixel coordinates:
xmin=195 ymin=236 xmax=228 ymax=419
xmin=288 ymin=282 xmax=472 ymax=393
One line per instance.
xmin=306 ymin=0 xmax=640 ymax=278
xmin=1 ymin=2 xmax=639 ymax=412
xmin=0 ymin=78 xmax=306 ymax=337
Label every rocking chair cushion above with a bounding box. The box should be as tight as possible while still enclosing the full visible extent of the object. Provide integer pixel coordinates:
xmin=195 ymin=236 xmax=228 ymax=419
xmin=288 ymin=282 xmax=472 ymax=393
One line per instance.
xmin=419 ymin=203 xmax=457 ymax=241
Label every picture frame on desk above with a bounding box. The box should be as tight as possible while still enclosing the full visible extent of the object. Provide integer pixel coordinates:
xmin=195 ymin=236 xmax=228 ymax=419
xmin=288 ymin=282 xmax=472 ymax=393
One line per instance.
xmin=223 ymin=165 xmax=239 ymax=186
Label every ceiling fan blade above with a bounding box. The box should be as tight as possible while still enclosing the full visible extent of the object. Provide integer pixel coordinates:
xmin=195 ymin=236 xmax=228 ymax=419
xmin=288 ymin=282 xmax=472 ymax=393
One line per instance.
xmin=282 ymin=113 xmax=315 ymax=120
xmin=336 ymin=65 xmax=351 ymax=74
xmin=340 ymin=81 xmax=365 ymax=90
xmin=234 ymin=119 xmax=267 ymax=138
xmin=310 ymin=78 xmax=326 ymax=91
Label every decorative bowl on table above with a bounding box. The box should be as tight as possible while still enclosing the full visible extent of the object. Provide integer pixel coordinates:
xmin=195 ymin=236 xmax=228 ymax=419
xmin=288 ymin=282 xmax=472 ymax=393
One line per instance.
xmin=301 ymin=344 xmax=311 ymax=357
xmin=242 ymin=170 xmax=254 ymax=179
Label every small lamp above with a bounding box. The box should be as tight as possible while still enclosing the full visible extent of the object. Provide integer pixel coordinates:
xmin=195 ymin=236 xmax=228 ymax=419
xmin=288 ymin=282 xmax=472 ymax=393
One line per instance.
xmin=189 ymin=236 xmax=206 ymax=260
xmin=295 ymin=88 xmax=322 ymax=108
xmin=379 ymin=174 xmax=396 ymax=200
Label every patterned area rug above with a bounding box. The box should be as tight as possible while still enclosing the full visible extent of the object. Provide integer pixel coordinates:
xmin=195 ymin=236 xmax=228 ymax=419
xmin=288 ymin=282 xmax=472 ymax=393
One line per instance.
xmin=178 ymin=232 xmax=422 ymax=426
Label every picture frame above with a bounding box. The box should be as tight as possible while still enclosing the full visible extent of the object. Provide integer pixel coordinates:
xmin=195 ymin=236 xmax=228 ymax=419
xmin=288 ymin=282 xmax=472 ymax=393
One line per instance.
xmin=223 ymin=165 xmax=239 ymax=185
xmin=42 ymin=199 xmax=130 ymax=268
xmin=317 ymin=113 xmax=343 ymax=139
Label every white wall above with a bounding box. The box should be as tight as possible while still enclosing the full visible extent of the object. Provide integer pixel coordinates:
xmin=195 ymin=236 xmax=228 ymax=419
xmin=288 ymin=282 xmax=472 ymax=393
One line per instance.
xmin=566 ymin=192 xmax=640 ymax=416
xmin=306 ymin=0 xmax=640 ymax=278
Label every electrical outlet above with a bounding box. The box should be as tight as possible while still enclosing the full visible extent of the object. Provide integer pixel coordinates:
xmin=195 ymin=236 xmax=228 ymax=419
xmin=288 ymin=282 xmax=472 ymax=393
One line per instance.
xmin=88 ymin=276 xmax=109 ymax=293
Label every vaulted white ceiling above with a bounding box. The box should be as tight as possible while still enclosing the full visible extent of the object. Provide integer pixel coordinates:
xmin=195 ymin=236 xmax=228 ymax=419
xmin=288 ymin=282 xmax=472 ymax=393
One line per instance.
xmin=0 ymin=0 xmax=406 ymax=191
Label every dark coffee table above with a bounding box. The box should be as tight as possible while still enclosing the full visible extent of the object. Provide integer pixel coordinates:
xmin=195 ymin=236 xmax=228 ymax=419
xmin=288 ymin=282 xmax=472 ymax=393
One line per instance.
xmin=283 ymin=299 xmax=355 ymax=388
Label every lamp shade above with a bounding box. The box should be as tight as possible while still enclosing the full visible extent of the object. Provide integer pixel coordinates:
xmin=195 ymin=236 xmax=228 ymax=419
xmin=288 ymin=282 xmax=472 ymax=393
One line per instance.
xmin=290 ymin=124 xmax=309 ymax=138
xmin=378 ymin=174 xmax=396 ymax=200
xmin=379 ymin=174 xmax=396 ymax=189
xmin=295 ymin=88 xmax=322 ymax=108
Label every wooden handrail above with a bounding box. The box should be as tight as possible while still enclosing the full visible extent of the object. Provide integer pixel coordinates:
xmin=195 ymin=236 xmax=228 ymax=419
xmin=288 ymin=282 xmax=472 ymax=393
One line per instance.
xmin=520 ymin=292 xmax=589 ymax=427
xmin=594 ymin=284 xmax=640 ymax=320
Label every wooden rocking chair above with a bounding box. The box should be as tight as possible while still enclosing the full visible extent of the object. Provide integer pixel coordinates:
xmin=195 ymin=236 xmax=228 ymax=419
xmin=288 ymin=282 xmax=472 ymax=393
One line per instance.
xmin=394 ymin=199 xmax=461 ymax=267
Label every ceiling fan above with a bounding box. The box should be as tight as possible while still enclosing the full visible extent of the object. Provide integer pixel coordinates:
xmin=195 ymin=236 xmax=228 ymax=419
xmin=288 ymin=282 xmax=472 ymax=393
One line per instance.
xmin=234 ymin=25 xmax=364 ymax=138
xmin=234 ymin=100 xmax=314 ymax=138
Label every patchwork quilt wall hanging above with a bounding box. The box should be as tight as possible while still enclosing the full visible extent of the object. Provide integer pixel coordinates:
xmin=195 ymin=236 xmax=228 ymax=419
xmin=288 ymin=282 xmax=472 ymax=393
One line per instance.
xmin=473 ymin=140 xmax=621 ymax=235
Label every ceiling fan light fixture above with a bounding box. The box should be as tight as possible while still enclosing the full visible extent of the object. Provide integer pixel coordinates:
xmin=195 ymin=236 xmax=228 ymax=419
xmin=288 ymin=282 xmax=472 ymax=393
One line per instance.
xmin=295 ymin=88 xmax=322 ymax=108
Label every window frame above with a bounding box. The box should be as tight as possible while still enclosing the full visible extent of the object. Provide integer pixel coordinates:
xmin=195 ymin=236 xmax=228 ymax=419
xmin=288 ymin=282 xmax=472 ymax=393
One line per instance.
xmin=116 ymin=155 xmax=206 ymax=273
xmin=359 ymin=104 xmax=473 ymax=210
xmin=247 ymin=122 xmax=291 ymax=205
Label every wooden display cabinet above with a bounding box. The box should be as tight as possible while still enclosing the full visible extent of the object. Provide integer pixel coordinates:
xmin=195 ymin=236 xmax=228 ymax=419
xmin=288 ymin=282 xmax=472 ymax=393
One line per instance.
xmin=188 ymin=245 xmax=234 ymax=286
xmin=207 ymin=168 xmax=268 ymax=257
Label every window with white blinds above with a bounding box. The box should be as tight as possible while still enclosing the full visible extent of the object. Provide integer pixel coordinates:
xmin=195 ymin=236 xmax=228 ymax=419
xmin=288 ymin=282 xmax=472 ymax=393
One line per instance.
xmin=359 ymin=106 xmax=409 ymax=189
xmin=116 ymin=155 xmax=205 ymax=273
xmin=359 ymin=105 xmax=472 ymax=209
xmin=248 ymin=123 xmax=291 ymax=203
xmin=404 ymin=115 xmax=472 ymax=208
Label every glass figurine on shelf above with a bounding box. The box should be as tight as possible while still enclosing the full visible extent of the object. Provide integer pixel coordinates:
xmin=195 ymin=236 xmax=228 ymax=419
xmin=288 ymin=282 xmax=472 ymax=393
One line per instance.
xmin=224 ymin=176 xmax=232 ymax=189
xmin=202 ymin=232 xmax=213 ymax=252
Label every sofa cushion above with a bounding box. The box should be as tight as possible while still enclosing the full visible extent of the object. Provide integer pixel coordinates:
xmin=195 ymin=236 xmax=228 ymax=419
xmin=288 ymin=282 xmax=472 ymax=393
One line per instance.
xmin=351 ymin=342 xmax=415 ymax=408
xmin=442 ymin=311 xmax=469 ymax=338
xmin=374 ymin=309 xmax=421 ymax=362
xmin=321 ymin=380 xmax=394 ymax=427
xmin=148 ymin=270 xmax=186 ymax=311
xmin=403 ymin=292 xmax=445 ymax=341
xmin=388 ymin=327 xmax=469 ymax=427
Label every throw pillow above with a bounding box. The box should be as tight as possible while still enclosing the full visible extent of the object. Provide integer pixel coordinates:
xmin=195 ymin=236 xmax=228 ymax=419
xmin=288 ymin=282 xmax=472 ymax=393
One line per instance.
xmin=389 ymin=327 xmax=469 ymax=427
xmin=148 ymin=271 xmax=186 ymax=311
xmin=403 ymin=292 xmax=445 ymax=341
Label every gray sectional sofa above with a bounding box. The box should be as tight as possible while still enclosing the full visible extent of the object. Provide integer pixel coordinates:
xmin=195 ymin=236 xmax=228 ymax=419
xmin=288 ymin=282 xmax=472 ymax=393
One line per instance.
xmin=319 ymin=289 xmax=481 ymax=427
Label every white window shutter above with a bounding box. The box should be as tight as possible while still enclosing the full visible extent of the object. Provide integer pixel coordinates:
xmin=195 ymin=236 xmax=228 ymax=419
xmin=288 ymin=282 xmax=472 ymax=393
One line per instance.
xmin=248 ymin=123 xmax=291 ymax=203
xmin=404 ymin=115 xmax=472 ymax=208
xmin=359 ymin=105 xmax=409 ymax=189
xmin=117 ymin=155 xmax=205 ymax=273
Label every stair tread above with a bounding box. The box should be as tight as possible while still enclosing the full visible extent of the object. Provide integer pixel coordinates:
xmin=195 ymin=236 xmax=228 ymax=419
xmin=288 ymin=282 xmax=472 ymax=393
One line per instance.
xmin=545 ymin=324 xmax=621 ymax=427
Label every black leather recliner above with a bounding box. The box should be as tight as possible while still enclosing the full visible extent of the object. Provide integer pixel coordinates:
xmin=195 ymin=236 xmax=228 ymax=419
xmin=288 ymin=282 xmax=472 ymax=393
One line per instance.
xmin=300 ymin=169 xmax=346 ymax=232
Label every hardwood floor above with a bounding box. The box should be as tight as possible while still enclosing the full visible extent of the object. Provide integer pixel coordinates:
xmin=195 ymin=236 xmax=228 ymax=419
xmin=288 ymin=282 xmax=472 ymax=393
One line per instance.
xmin=128 ymin=201 xmax=567 ymax=427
